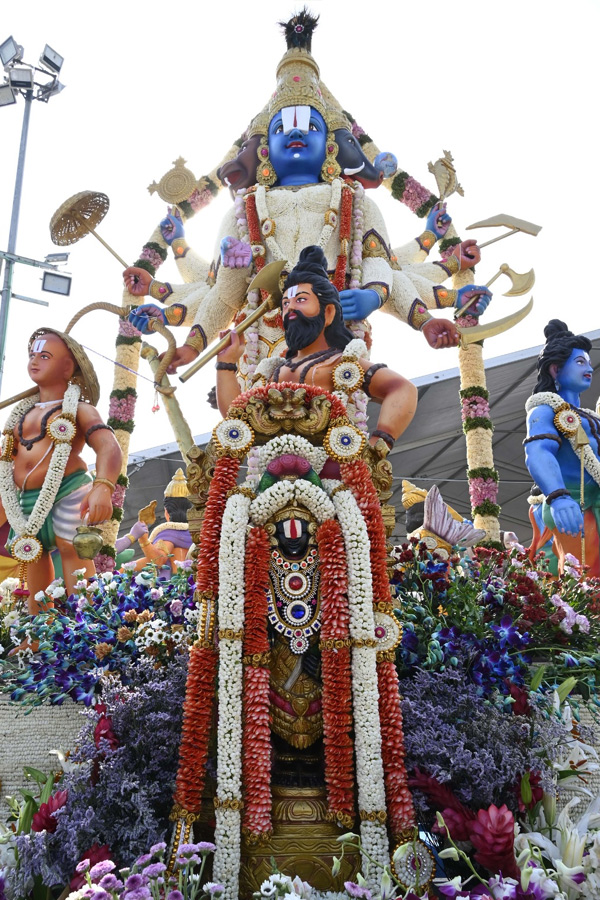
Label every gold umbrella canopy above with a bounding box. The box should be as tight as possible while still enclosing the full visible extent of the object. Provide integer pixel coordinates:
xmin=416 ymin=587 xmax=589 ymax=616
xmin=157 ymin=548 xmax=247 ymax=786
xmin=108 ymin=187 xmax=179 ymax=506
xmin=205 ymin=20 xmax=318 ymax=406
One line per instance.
xmin=50 ymin=190 xmax=110 ymax=246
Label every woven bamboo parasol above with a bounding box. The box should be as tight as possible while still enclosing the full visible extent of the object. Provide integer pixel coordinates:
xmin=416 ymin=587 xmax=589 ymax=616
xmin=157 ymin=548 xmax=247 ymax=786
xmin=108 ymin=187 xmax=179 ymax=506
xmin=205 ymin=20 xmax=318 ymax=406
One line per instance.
xmin=50 ymin=191 xmax=128 ymax=268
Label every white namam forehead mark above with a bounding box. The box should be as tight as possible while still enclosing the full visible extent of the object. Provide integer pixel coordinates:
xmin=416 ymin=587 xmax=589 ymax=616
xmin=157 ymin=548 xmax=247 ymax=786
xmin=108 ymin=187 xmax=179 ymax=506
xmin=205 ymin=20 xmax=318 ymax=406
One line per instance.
xmin=281 ymin=105 xmax=311 ymax=133
xmin=31 ymin=340 xmax=47 ymax=353
xmin=286 ymin=285 xmax=299 ymax=299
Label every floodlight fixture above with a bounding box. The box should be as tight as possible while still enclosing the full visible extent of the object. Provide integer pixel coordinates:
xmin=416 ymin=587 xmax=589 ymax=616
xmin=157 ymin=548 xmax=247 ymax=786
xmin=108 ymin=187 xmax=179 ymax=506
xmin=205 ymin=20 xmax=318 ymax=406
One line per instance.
xmin=39 ymin=44 xmax=63 ymax=74
xmin=41 ymin=271 xmax=71 ymax=296
xmin=44 ymin=251 xmax=69 ymax=264
xmin=0 ymin=83 xmax=16 ymax=106
xmin=0 ymin=36 xmax=22 ymax=68
xmin=8 ymin=67 xmax=34 ymax=90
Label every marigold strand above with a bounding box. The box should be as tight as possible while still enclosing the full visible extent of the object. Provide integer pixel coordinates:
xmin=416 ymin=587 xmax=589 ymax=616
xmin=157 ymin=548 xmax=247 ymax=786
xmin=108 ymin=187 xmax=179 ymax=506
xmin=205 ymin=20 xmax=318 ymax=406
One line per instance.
xmin=196 ymin=456 xmax=240 ymax=595
xmin=317 ymin=518 xmax=355 ymax=821
xmin=377 ymin=659 xmax=415 ymax=835
xmin=242 ymin=525 xmax=272 ymax=835
xmin=173 ymin=643 xmax=219 ymax=813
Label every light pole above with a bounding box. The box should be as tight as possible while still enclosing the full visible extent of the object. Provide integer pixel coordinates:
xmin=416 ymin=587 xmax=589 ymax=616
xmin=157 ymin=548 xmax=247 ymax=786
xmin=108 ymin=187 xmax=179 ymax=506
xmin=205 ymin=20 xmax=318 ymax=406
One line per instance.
xmin=0 ymin=36 xmax=65 ymax=397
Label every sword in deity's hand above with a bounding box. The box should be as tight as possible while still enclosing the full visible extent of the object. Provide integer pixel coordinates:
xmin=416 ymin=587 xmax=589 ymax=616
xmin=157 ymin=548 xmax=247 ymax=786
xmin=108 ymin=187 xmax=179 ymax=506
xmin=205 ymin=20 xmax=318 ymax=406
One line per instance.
xmin=179 ymin=260 xmax=287 ymax=383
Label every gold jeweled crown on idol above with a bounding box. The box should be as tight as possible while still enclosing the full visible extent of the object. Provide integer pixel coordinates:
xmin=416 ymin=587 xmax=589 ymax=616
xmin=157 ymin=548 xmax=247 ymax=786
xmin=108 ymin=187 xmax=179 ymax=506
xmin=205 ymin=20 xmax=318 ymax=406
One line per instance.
xmin=164 ymin=468 xmax=189 ymax=499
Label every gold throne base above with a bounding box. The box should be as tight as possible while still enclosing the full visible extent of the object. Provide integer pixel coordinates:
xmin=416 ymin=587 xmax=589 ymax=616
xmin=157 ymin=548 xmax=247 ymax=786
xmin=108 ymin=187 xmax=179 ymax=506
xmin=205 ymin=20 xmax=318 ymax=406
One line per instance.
xmin=239 ymin=786 xmax=360 ymax=896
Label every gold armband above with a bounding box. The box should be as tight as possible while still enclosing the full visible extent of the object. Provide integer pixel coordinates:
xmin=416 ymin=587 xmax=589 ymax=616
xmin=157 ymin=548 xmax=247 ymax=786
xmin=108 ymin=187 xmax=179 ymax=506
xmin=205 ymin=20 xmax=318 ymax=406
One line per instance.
xmin=366 ymin=283 xmax=389 ymax=309
xmin=433 ymin=286 xmax=458 ymax=309
xmin=93 ymin=477 xmax=115 ymax=492
xmin=164 ymin=303 xmax=187 ymax=327
xmin=171 ymin=238 xmax=190 ymax=258
xmin=407 ymin=299 xmax=433 ymax=331
xmin=416 ymin=230 xmax=437 ymax=253
xmin=149 ymin=279 xmax=173 ymax=302
xmin=185 ymin=324 xmax=208 ymax=353
xmin=434 ymin=255 xmax=460 ymax=277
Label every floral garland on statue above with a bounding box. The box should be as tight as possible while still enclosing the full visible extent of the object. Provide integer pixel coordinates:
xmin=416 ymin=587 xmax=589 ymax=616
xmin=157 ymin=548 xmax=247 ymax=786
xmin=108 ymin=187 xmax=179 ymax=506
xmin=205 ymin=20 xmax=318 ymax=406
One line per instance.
xmin=249 ymin=479 xmax=334 ymax=527
xmin=213 ymin=491 xmax=252 ymax=900
xmin=0 ymin=384 xmax=80 ymax=564
xmin=331 ymin=338 xmax=369 ymax=434
xmin=241 ymin=525 xmax=272 ymax=840
xmin=526 ymin=392 xmax=600 ymax=487
xmin=331 ymin=487 xmax=390 ymax=880
xmin=172 ymin=455 xmax=241 ymax=845
xmin=316 ymin=517 xmax=355 ymax=827
xmin=95 ymin=319 xmax=143 ymax=573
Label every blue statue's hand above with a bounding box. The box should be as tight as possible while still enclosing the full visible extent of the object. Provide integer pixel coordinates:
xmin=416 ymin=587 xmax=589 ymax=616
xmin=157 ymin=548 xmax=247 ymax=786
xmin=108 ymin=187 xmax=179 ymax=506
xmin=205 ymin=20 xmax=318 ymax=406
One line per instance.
xmin=160 ymin=207 xmax=185 ymax=246
xmin=551 ymin=496 xmax=584 ymax=537
xmin=128 ymin=304 xmax=167 ymax=334
xmin=339 ymin=288 xmax=380 ymax=321
xmin=426 ymin=201 xmax=451 ymax=239
xmin=456 ymin=285 xmax=492 ymax=317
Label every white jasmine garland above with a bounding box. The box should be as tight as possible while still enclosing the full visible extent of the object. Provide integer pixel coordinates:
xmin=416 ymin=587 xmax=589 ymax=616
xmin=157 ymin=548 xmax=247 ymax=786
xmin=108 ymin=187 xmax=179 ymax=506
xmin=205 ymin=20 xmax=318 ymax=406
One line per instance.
xmin=293 ymin=480 xmax=335 ymax=523
xmin=258 ymin=435 xmax=327 ymax=476
xmin=255 ymin=179 xmax=343 ymax=259
xmin=253 ymin=356 xmax=280 ymax=383
xmin=333 ymin=489 xmax=388 ymax=867
xmin=0 ymin=384 xmax=81 ymax=557
xmin=250 ymin=481 xmax=295 ymax=525
xmin=213 ymin=806 xmax=241 ymax=900
xmin=218 ymin=493 xmax=251 ymax=631
xmin=342 ymin=339 xmax=368 ymax=361
xmin=526 ymin=392 xmax=600 ymax=487
xmin=214 ymin=492 xmax=250 ymax=895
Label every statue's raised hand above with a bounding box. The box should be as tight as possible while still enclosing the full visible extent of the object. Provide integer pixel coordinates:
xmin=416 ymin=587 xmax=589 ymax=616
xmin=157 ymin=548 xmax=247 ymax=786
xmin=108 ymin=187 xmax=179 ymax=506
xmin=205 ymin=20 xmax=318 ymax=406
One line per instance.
xmin=128 ymin=304 xmax=167 ymax=334
xmin=551 ymin=495 xmax=584 ymax=537
xmin=426 ymin=201 xmax=451 ymax=239
xmin=123 ymin=267 xmax=152 ymax=297
xmin=129 ymin=520 xmax=149 ymax=541
xmin=160 ymin=207 xmax=185 ymax=245
xmin=451 ymin=239 xmax=481 ymax=271
xmin=455 ymin=285 xmax=492 ymax=317
xmin=221 ymin=236 xmax=252 ymax=269
xmin=339 ymin=288 xmax=380 ymax=321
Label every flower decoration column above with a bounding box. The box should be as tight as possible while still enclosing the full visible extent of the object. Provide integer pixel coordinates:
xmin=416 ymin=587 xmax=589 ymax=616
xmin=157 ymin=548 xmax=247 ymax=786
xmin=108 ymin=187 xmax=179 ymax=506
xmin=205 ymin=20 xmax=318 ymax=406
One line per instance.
xmin=454 ymin=268 xmax=501 ymax=547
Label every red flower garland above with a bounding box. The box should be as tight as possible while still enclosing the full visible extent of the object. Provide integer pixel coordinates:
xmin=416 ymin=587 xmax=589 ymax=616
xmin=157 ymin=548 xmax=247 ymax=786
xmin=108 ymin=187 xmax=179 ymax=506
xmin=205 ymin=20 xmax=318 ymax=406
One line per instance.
xmin=172 ymin=455 xmax=240 ymax=815
xmin=316 ymin=518 xmax=355 ymax=825
xmin=196 ymin=456 xmax=241 ymax=595
xmin=173 ymin=643 xmax=219 ymax=814
xmin=242 ymin=526 xmax=272 ymax=837
xmin=333 ymin=184 xmax=353 ymax=292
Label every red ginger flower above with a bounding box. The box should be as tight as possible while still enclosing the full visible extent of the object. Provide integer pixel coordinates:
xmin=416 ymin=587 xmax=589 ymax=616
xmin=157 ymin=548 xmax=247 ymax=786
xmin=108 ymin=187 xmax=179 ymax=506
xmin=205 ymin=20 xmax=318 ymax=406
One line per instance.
xmin=31 ymin=789 xmax=68 ymax=833
xmin=469 ymin=803 xmax=519 ymax=880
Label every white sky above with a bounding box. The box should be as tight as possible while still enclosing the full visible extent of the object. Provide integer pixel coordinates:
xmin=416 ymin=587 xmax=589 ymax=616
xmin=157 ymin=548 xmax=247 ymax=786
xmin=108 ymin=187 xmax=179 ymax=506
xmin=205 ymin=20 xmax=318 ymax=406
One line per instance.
xmin=1 ymin=0 xmax=598 ymax=462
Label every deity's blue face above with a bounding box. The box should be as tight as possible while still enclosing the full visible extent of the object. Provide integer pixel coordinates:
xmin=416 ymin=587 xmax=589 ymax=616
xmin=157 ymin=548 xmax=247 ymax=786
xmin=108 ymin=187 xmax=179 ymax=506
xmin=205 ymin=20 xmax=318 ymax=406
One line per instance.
xmin=556 ymin=348 xmax=593 ymax=394
xmin=268 ymin=106 xmax=327 ymax=186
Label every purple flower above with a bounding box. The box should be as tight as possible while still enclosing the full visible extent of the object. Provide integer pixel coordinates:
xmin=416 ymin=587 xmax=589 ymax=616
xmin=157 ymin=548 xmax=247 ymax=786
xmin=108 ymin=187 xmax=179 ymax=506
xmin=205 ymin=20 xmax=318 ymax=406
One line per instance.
xmin=150 ymin=842 xmax=167 ymax=854
xmin=90 ymin=860 xmax=116 ymax=880
xmin=203 ymin=884 xmax=225 ymax=896
xmin=76 ymin=859 xmax=91 ymax=874
xmin=344 ymin=882 xmax=372 ymax=899
xmin=135 ymin=854 xmax=152 ymax=867
xmin=99 ymin=874 xmax=124 ymax=890
xmin=170 ymin=600 xmax=183 ymax=617
xmin=125 ymin=874 xmax=145 ymax=890
xmin=167 ymin=892 xmax=184 ymax=900
xmin=123 ymin=890 xmax=151 ymax=900
xmin=142 ymin=862 xmax=166 ymax=878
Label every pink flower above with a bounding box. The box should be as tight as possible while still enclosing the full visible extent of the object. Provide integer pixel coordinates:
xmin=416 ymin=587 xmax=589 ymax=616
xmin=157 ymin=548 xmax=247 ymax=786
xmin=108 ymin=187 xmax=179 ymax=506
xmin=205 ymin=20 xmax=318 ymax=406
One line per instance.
xmin=401 ymin=177 xmax=431 ymax=213
xmin=139 ymin=247 xmax=164 ymax=270
xmin=189 ymin=187 xmax=213 ymax=212
xmin=119 ymin=318 xmax=141 ymax=339
xmin=108 ymin=395 xmax=136 ymax=421
xmin=94 ymin=554 xmax=116 ymax=574
xmin=70 ymin=845 xmax=112 ymax=889
xmin=461 ymin=396 xmax=490 ymax=421
xmin=469 ymin=477 xmax=498 ymax=507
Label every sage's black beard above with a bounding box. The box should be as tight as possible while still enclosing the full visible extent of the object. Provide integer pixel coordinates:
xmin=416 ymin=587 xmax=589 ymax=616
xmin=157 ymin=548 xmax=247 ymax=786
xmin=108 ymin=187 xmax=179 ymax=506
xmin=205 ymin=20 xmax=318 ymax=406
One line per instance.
xmin=284 ymin=308 xmax=326 ymax=355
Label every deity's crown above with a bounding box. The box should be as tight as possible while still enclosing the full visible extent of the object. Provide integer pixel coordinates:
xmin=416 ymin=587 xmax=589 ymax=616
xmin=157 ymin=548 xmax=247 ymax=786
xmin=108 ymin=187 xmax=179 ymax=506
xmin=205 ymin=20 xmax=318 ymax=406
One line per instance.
xmin=248 ymin=10 xmax=350 ymax=137
xmin=271 ymin=503 xmax=314 ymax=524
xmin=164 ymin=467 xmax=189 ymax=498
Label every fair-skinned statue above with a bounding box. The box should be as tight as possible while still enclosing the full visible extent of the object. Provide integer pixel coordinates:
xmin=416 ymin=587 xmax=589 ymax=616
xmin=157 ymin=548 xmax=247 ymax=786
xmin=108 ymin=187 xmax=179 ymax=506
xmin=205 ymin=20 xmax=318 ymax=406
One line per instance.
xmin=0 ymin=330 xmax=122 ymax=610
